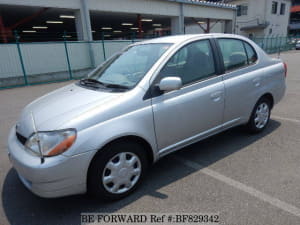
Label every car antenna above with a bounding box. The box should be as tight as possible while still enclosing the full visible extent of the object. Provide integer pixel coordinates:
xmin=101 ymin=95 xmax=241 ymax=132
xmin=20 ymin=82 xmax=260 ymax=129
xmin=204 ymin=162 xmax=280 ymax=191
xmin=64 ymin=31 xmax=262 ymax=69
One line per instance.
xmin=31 ymin=112 xmax=45 ymax=164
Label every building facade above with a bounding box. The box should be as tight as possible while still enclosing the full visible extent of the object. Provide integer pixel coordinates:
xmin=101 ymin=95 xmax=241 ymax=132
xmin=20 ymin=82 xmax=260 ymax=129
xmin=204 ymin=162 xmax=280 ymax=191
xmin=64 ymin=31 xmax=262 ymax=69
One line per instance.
xmin=228 ymin=0 xmax=291 ymax=37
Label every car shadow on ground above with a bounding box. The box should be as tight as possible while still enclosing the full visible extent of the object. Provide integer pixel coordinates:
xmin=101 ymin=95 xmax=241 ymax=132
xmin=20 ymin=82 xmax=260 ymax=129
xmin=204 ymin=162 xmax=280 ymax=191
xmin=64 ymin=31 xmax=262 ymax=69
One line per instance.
xmin=2 ymin=120 xmax=281 ymax=225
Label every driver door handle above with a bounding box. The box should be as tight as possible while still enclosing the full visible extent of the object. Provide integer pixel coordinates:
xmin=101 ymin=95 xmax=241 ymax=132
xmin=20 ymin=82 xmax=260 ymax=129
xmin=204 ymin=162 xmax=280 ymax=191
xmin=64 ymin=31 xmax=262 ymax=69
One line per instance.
xmin=210 ymin=91 xmax=222 ymax=102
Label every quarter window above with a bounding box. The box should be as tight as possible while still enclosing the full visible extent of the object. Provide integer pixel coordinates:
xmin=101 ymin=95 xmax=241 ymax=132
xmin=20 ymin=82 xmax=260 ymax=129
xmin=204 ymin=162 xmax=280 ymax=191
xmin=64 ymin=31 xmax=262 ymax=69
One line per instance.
xmin=217 ymin=39 xmax=257 ymax=72
xmin=244 ymin=42 xmax=258 ymax=64
xmin=159 ymin=40 xmax=216 ymax=85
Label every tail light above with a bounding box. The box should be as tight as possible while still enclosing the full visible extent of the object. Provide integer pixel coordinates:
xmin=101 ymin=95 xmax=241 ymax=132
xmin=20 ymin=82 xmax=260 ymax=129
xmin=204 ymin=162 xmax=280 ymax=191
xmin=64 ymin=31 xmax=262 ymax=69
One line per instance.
xmin=283 ymin=62 xmax=287 ymax=77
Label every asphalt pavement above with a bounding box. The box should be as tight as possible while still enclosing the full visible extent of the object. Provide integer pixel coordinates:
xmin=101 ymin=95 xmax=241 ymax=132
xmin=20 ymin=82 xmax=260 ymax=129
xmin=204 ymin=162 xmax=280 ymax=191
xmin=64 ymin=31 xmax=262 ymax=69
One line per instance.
xmin=0 ymin=51 xmax=300 ymax=225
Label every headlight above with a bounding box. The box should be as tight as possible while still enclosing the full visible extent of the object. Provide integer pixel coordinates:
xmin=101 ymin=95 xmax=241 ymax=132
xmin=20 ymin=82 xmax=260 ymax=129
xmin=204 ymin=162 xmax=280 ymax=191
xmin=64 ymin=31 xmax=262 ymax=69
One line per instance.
xmin=25 ymin=129 xmax=77 ymax=157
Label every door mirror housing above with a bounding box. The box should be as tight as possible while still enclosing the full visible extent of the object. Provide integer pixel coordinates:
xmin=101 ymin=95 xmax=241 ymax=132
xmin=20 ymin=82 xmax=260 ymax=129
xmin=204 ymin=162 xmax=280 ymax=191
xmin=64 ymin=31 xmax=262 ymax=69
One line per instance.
xmin=158 ymin=77 xmax=182 ymax=92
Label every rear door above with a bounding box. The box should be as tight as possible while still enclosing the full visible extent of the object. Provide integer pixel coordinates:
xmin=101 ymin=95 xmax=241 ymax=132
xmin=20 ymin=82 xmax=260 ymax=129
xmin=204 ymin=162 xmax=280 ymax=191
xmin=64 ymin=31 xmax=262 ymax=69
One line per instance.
xmin=215 ymin=38 xmax=262 ymax=127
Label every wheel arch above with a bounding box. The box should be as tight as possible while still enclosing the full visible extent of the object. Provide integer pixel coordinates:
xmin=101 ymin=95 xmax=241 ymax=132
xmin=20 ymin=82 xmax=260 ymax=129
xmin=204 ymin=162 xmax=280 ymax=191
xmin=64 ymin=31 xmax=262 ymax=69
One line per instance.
xmin=260 ymin=93 xmax=274 ymax=109
xmin=86 ymin=135 xmax=155 ymax=183
xmin=102 ymin=135 xmax=155 ymax=164
xmin=246 ymin=92 xmax=274 ymax=124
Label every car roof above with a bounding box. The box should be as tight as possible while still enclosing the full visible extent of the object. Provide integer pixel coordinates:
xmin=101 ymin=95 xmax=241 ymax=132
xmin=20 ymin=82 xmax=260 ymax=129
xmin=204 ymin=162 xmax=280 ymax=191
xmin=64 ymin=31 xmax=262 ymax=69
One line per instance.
xmin=139 ymin=33 xmax=247 ymax=44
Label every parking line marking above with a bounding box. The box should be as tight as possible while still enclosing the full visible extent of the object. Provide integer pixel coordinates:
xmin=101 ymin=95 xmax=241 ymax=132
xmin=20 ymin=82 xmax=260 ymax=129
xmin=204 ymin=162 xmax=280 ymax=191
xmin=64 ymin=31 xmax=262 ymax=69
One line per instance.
xmin=174 ymin=156 xmax=300 ymax=218
xmin=272 ymin=115 xmax=300 ymax=124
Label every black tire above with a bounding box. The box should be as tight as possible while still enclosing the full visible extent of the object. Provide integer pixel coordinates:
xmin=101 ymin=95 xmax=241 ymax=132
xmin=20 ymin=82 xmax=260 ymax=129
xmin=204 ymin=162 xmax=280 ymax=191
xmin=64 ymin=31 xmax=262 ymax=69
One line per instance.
xmin=87 ymin=141 xmax=148 ymax=201
xmin=246 ymin=97 xmax=271 ymax=133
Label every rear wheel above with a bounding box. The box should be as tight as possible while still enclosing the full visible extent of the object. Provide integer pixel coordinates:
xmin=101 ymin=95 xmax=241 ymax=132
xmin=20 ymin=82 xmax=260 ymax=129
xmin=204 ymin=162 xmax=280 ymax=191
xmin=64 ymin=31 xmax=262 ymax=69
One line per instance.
xmin=88 ymin=141 xmax=148 ymax=201
xmin=246 ymin=97 xmax=271 ymax=133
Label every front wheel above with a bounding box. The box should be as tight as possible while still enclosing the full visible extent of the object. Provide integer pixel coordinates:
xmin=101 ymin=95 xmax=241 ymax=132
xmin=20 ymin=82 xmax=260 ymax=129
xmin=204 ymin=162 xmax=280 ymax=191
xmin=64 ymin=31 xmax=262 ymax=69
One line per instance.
xmin=87 ymin=141 xmax=148 ymax=201
xmin=246 ymin=97 xmax=271 ymax=133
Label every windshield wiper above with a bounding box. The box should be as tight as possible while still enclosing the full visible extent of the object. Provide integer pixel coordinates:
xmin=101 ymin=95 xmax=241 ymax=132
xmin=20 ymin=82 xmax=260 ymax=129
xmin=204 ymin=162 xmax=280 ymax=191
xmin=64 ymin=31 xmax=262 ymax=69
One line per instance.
xmin=80 ymin=78 xmax=106 ymax=88
xmin=104 ymin=83 xmax=130 ymax=90
xmin=80 ymin=79 xmax=130 ymax=91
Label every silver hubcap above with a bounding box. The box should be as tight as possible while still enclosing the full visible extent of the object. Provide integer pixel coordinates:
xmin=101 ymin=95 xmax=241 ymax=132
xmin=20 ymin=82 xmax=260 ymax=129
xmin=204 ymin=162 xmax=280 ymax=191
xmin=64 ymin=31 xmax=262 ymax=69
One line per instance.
xmin=102 ymin=152 xmax=141 ymax=194
xmin=254 ymin=102 xmax=269 ymax=129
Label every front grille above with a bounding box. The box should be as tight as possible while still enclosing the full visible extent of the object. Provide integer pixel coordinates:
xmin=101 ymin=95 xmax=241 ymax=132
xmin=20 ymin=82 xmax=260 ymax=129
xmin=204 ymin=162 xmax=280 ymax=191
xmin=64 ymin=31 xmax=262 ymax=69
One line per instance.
xmin=16 ymin=132 xmax=27 ymax=145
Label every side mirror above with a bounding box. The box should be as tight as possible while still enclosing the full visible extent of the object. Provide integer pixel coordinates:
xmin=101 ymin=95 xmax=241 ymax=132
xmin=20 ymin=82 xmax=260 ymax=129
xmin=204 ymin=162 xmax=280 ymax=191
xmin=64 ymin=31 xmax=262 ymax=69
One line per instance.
xmin=158 ymin=77 xmax=182 ymax=92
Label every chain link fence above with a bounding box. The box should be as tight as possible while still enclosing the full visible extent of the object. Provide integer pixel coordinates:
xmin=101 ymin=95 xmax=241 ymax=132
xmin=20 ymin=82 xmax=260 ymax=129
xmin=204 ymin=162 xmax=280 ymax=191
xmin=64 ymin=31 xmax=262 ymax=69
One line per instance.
xmin=0 ymin=34 xmax=299 ymax=89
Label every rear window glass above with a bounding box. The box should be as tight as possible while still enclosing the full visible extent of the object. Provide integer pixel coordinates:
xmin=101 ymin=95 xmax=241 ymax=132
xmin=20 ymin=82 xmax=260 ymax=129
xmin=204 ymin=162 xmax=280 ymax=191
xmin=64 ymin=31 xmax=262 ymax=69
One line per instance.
xmin=217 ymin=38 xmax=257 ymax=72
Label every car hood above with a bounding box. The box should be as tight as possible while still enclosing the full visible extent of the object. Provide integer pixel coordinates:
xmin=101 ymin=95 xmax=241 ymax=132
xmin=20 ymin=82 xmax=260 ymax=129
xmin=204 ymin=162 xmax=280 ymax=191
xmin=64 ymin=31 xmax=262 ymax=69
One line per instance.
xmin=16 ymin=83 xmax=124 ymax=137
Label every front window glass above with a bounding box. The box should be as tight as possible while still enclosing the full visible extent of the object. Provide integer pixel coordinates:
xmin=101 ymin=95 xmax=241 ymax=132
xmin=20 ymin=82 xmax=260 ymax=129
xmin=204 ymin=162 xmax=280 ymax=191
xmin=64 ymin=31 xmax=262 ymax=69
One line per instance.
xmin=86 ymin=43 xmax=171 ymax=89
xmin=159 ymin=39 xmax=216 ymax=85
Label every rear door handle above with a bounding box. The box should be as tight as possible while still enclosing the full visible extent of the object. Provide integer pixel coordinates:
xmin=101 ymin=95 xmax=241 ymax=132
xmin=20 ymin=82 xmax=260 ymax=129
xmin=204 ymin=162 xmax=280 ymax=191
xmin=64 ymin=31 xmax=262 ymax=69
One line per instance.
xmin=210 ymin=91 xmax=222 ymax=102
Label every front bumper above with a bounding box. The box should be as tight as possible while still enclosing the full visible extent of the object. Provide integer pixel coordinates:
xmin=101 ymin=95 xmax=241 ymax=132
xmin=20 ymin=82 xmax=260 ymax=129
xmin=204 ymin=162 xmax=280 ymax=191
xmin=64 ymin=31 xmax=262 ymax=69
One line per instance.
xmin=7 ymin=126 xmax=95 ymax=198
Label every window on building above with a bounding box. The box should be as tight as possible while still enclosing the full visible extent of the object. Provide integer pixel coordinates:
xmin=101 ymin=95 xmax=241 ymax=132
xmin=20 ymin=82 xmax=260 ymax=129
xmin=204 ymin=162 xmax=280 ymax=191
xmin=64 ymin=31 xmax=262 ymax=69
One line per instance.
xmin=272 ymin=1 xmax=278 ymax=14
xmin=237 ymin=5 xmax=248 ymax=16
xmin=280 ymin=3 xmax=286 ymax=15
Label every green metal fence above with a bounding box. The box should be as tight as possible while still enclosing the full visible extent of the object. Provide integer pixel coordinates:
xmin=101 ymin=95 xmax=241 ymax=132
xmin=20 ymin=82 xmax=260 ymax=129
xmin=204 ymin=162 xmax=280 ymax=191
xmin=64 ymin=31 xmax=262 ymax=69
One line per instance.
xmin=0 ymin=35 xmax=298 ymax=90
xmin=251 ymin=35 xmax=298 ymax=54
xmin=0 ymin=38 xmax=139 ymax=89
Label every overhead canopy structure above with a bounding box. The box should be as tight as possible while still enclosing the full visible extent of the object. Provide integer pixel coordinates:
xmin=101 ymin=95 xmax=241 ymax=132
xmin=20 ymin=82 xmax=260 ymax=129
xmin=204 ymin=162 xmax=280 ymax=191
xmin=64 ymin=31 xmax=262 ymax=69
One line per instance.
xmin=240 ymin=24 xmax=269 ymax=31
xmin=0 ymin=0 xmax=237 ymax=42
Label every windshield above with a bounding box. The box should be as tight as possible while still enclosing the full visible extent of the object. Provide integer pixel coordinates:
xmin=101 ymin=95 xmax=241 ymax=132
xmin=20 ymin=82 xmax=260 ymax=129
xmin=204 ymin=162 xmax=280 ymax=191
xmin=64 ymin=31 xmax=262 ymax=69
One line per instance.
xmin=86 ymin=43 xmax=172 ymax=89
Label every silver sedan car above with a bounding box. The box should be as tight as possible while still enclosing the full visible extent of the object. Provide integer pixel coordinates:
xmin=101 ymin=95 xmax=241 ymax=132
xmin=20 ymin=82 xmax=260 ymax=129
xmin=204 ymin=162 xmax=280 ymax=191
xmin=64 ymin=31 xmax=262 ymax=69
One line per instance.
xmin=8 ymin=34 xmax=286 ymax=200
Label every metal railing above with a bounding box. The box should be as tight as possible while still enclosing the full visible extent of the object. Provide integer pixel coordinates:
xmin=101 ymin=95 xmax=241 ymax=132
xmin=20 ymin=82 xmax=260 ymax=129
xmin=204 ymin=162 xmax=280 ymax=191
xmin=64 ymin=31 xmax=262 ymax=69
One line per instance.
xmin=0 ymin=34 xmax=298 ymax=90
xmin=251 ymin=35 xmax=299 ymax=54
xmin=0 ymin=35 xmax=140 ymax=89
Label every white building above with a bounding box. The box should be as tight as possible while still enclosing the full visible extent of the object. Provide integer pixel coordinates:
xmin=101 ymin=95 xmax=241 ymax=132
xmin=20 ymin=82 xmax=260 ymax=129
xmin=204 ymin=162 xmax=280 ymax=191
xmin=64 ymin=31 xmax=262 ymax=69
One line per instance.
xmin=228 ymin=0 xmax=291 ymax=37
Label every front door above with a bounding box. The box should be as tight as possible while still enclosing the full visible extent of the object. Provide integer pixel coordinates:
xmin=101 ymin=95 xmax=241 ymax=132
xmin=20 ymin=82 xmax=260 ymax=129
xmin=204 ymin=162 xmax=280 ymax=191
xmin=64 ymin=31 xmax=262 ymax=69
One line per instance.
xmin=151 ymin=39 xmax=225 ymax=153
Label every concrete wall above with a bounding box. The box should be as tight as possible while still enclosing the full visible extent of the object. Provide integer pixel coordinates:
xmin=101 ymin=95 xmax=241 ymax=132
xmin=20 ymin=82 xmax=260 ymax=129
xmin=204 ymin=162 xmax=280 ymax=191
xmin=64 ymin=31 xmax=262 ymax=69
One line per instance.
xmin=183 ymin=3 xmax=234 ymax=20
xmin=185 ymin=22 xmax=224 ymax=34
xmin=88 ymin=0 xmax=180 ymax=17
